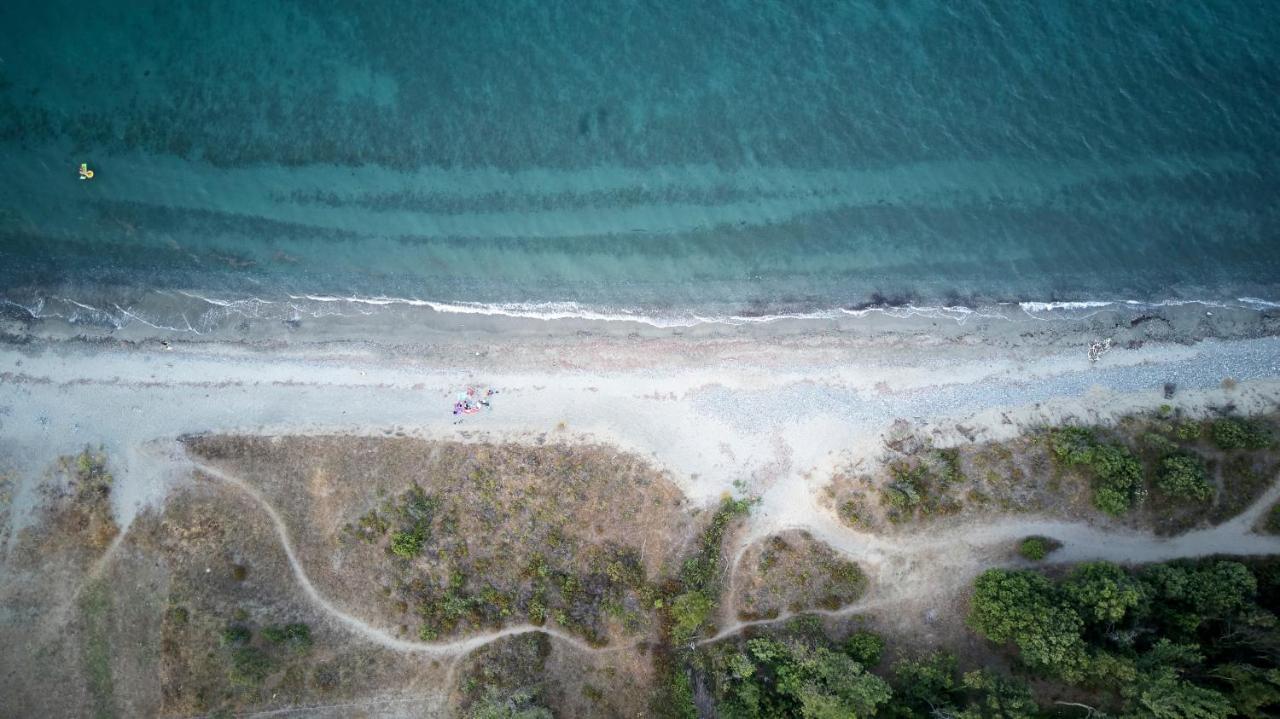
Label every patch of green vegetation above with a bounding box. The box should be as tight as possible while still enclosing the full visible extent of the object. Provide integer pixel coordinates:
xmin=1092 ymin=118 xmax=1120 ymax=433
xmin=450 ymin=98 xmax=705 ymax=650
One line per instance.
xmin=1175 ymin=420 xmax=1203 ymax=442
xmin=826 ymin=558 xmax=865 ymax=591
xmin=968 ymin=558 xmax=1277 ymax=716
xmin=457 ymin=634 xmax=553 ymax=718
xmin=842 ymin=631 xmax=884 ymax=667
xmin=876 ymin=459 xmax=963 ymax=522
xmin=1211 ymin=417 xmax=1272 ymax=451
xmin=227 ymin=646 xmax=273 ymax=687
xmin=79 ymin=579 xmax=116 ymax=719
xmin=654 ymin=497 xmax=755 ymax=715
xmin=669 ymin=591 xmax=714 ymax=645
xmin=837 ymin=498 xmax=863 ymax=527
xmin=1048 ymin=427 xmax=1143 ymax=515
xmin=1155 ymin=453 xmax=1213 ymax=501
xmin=889 ymin=652 xmax=1039 ymax=719
xmin=1017 ymin=535 xmax=1061 ymax=561
xmin=664 ymin=498 xmax=753 ymax=645
xmin=1213 ymin=454 xmax=1276 ymax=525
xmin=701 ymin=636 xmax=891 ymax=717
xmin=165 ymin=605 xmax=189 ymax=626
xmin=353 ymin=508 xmax=389 ymax=541
xmin=261 ymin=622 xmax=312 ymax=651
xmin=72 ymin=448 xmax=113 ymax=501
xmin=935 ymin=447 xmax=965 ymax=485
xmin=467 ymin=687 xmax=553 ymax=719
xmin=1264 ymin=502 xmax=1280 ymax=535
xmin=385 ymin=484 xmax=439 ymax=559
xmin=219 ymin=624 xmax=251 ymax=647
xmin=389 ymin=529 xmax=425 ymax=559
xmin=1141 ymin=431 xmax=1179 ymax=455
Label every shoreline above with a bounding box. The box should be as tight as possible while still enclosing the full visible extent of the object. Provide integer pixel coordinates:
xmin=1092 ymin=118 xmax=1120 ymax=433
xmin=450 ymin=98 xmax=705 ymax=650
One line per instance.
xmin=3 ymin=284 xmax=1278 ymax=360
xmin=3 ymin=317 xmax=1279 ymax=534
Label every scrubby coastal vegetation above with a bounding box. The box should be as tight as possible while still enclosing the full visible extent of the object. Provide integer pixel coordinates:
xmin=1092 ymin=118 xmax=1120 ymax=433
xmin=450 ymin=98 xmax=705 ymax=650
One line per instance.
xmin=827 ymin=411 xmax=1278 ymax=537
xmin=4 ymin=402 xmax=1274 ymax=717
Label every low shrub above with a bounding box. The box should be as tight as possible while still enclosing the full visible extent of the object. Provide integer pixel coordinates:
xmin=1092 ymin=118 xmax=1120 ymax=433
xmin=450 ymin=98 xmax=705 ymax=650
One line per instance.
xmin=220 ymin=624 xmax=251 ymax=646
xmin=1155 ymin=454 xmax=1213 ymax=501
xmin=228 ymin=646 xmax=273 ymax=687
xmin=165 ymin=606 xmax=189 ymax=626
xmin=1049 ymin=428 xmax=1143 ymax=515
xmin=1175 ymin=421 xmax=1203 ymax=442
xmin=670 ymin=591 xmax=713 ymax=644
xmin=1211 ymin=418 xmax=1271 ymax=451
xmin=1265 ymin=503 xmax=1280 ymax=535
xmin=1018 ymin=536 xmax=1061 ymax=561
xmin=936 ymin=448 xmax=965 ymax=485
xmin=837 ymin=499 xmax=862 ymax=527
xmin=262 ymin=622 xmax=312 ymax=650
xmin=1141 ymin=432 xmax=1178 ymax=455
xmin=389 ymin=529 xmax=425 ymax=559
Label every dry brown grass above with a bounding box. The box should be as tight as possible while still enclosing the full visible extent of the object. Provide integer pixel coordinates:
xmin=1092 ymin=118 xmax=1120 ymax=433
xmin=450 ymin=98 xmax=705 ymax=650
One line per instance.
xmin=732 ymin=530 xmax=868 ymax=620
xmin=129 ymin=482 xmax=449 ymax=717
xmin=824 ymin=432 xmax=1093 ymax=534
xmin=183 ymin=436 xmax=695 ymax=646
xmin=19 ymin=449 xmax=121 ymax=560
xmin=824 ymin=411 xmax=1279 ymax=537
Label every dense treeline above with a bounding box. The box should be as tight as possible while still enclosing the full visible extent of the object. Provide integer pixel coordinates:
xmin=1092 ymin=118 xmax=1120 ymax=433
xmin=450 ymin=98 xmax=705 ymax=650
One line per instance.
xmin=967 ymin=558 xmax=1280 ymax=718
xmin=684 ymin=558 xmax=1280 ymax=718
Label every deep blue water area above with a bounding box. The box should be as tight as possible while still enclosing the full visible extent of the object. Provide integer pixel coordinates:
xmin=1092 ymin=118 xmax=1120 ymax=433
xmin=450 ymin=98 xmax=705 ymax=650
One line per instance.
xmin=1 ymin=1 xmax=1278 ymax=329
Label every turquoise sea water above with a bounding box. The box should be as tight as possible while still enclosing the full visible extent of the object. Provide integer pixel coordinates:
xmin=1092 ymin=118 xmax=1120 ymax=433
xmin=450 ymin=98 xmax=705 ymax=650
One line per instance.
xmin=1 ymin=1 xmax=1278 ymax=329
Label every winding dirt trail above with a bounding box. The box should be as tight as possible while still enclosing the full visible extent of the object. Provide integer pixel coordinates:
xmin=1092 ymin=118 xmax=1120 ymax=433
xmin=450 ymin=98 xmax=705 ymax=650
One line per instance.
xmin=709 ymin=471 xmax=1280 ymax=644
xmin=189 ymin=460 xmax=638 ymax=658
xmin=193 ymin=453 xmax=1280 ymax=658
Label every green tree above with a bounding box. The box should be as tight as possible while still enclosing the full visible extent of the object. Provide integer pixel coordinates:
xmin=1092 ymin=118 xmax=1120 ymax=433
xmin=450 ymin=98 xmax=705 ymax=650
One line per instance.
xmin=957 ymin=670 xmax=1039 ymax=719
xmin=1214 ymin=663 xmax=1280 ymax=719
xmin=1062 ymin=562 xmax=1143 ymax=624
xmin=1143 ymin=561 xmax=1257 ymax=628
xmin=1125 ymin=667 xmax=1233 ymax=719
xmin=669 ymin=590 xmax=713 ymax=644
xmin=889 ymin=652 xmax=960 ymax=717
xmin=968 ymin=569 xmax=1088 ymax=680
xmin=715 ymin=638 xmax=891 ymax=719
xmin=843 ymin=631 xmax=885 ymax=667
xmin=1156 ymin=455 xmax=1212 ymax=501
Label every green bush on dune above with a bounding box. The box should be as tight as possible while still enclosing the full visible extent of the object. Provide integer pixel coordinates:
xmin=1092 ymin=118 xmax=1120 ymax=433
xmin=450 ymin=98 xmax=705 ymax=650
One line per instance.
xmin=1211 ymin=417 xmax=1272 ymax=451
xmin=1156 ymin=454 xmax=1213 ymax=501
xmin=389 ymin=529 xmax=425 ymax=559
xmin=1017 ymin=536 xmax=1061 ymax=561
xmin=1049 ymin=428 xmax=1143 ymax=515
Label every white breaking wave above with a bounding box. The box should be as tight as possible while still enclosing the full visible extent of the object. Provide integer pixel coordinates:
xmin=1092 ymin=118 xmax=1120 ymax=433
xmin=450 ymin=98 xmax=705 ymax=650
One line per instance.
xmin=3 ymin=291 xmax=1277 ymax=333
xmin=1240 ymin=297 xmax=1280 ymax=309
xmin=1018 ymin=300 xmax=1115 ymax=313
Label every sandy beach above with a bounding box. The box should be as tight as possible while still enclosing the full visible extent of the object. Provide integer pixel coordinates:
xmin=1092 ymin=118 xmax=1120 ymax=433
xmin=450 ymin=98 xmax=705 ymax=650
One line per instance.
xmin=3 ymin=304 xmax=1278 ymax=533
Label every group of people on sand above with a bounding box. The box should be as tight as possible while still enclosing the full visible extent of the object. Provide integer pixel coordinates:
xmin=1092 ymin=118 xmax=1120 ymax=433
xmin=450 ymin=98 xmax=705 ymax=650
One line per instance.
xmin=453 ymin=387 xmax=498 ymax=417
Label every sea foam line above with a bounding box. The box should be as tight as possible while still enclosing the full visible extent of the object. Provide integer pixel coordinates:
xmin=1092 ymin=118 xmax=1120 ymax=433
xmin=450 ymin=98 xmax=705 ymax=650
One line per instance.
xmin=3 ymin=292 xmax=1277 ymax=333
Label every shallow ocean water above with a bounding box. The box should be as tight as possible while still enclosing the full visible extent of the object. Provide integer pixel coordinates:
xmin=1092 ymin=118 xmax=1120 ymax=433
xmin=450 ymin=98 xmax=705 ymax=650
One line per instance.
xmin=1 ymin=1 xmax=1277 ymax=329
